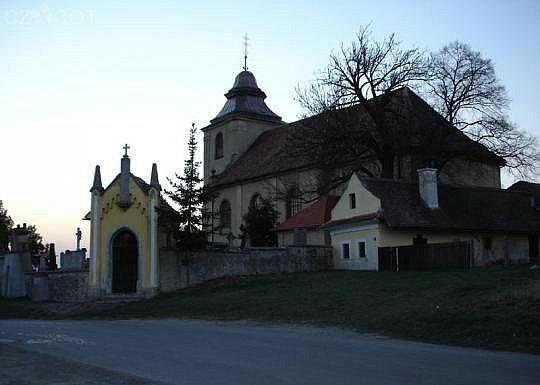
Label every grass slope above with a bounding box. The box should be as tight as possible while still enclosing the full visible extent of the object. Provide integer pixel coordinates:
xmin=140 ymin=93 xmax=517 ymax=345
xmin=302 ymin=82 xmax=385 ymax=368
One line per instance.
xmin=2 ymin=269 xmax=539 ymax=353
xmin=90 ymin=268 xmax=540 ymax=353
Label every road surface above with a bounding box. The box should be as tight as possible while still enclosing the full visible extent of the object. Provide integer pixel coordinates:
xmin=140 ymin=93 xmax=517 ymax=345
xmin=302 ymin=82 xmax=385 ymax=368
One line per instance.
xmin=0 ymin=319 xmax=538 ymax=385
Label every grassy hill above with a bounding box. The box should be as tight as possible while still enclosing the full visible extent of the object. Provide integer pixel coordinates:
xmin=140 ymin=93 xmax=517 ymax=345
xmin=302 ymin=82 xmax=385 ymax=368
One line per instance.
xmin=2 ymin=268 xmax=539 ymax=353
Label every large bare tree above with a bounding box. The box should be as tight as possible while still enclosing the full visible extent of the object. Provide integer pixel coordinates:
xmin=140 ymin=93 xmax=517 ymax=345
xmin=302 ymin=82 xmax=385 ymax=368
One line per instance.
xmin=285 ymin=26 xmax=429 ymax=198
xmin=426 ymin=41 xmax=539 ymax=177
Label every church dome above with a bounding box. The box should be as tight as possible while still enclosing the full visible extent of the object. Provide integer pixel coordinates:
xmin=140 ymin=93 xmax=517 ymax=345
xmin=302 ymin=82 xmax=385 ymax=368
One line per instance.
xmin=232 ymin=70 xmax=259 ymax=88
xmin=211 ymin=70 xmax=282 ymax=124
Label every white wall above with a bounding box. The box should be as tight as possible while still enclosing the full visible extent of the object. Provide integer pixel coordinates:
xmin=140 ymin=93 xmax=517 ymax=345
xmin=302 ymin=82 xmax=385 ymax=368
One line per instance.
xmin=330 ymin=225 xmax=379 ymax=270
xmin=331 ymin=174 xmax=380 ymax=221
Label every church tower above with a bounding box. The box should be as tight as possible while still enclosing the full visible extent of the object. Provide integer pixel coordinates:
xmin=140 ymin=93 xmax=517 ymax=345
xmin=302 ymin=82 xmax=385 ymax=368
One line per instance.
xmin=86 ymin=147 xmax=163 ymax=298
xmin=202 ymin=70 xmax=283 ymax=184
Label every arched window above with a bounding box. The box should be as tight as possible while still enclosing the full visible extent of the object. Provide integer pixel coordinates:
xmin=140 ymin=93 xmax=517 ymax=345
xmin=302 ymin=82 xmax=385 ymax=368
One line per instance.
xmin=214 ymin=133 xmax=224 ymax=159
xmin=249 ymin=193 xmax=263 ymax=210
xmin=285 ymin=186 xmax=302 ymax=219
xmin=219 ymin=199 xmax=231 ymax=229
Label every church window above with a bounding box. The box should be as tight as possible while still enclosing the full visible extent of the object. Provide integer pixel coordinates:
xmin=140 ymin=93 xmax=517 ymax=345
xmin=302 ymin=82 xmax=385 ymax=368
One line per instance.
xmin=219 ymin=199 xmax=231 ymax=229
xmin=285 ymin=186 xmax=302 ymax=219
xmin=483 ymin=236 xmax=492 ymax=251
xmin=215 ymin=133 xmax=224 ymax=159
xmin=250 ymin=193 xmax=263 ymax=209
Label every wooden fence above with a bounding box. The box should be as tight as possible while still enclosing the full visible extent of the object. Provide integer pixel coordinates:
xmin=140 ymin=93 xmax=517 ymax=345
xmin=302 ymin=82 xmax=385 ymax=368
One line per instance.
xmin=378 ymin=241 xmax=473 ymax=272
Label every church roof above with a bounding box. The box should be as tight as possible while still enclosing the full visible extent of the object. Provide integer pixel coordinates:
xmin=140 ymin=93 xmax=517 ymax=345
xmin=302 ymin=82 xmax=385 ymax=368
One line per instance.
xmin=322 ymin=178 xmax=540 ymax=232
xmin=211 ymin=71 xmax=282 ymax=124
xmin=276 ymin=196 xmax=339 ymax=231
xmin=209 ymin=87 xmax=505 ymax=188
xmin=508 ymin=181 xmax=540 ymax=201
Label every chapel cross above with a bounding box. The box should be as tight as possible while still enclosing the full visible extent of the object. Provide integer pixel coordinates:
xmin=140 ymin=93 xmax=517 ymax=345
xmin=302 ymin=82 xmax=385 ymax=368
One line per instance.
xmin=75 ymin=227 xmax=82 ymax=251
xmin=123 ymin=143 xmax=130 ymax=157
xmin=243 ymin=33 xmax=249 ymax=71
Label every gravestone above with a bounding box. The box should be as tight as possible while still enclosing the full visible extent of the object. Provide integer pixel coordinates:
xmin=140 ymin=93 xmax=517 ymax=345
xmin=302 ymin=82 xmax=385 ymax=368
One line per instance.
xmin=1 ymin=253 xmax=26 ymax=297
xmin=39 ymin=254 xmax=47 ymax=271
xmin=32 ymin=273 xmax=49 ymax=302
xmin=47 ymin=243 xmax=58 ymax=270
xmin=61 ymin=249 xmax=86 ymax=271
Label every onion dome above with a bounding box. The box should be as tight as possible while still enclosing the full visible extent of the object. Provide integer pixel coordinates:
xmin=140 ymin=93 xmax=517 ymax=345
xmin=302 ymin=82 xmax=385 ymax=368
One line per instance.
xmin=211 ymin=71 xmax=281 ymax=124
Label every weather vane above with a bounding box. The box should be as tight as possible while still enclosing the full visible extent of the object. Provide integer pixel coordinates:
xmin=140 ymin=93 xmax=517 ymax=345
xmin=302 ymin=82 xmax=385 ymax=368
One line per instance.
xmin=243 ymin=33 xmax=249 ymax=71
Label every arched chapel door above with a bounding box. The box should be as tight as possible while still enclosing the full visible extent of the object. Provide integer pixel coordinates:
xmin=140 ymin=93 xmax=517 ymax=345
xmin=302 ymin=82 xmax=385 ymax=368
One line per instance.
xmin=112 ymin=230 xmax=138 ymax=293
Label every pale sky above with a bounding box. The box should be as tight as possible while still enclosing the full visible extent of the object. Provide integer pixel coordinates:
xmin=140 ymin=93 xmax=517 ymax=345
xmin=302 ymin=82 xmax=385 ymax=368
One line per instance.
xmin=1 ymin=0 xmax=539 ymax=254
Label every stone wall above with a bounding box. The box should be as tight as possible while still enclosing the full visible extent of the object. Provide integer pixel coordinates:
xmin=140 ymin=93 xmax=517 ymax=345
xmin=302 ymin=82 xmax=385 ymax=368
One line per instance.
xmin=159 ymin=246 xmax=332 ymax=292
xmin=24 ymin=270 xmax=89 ymax=302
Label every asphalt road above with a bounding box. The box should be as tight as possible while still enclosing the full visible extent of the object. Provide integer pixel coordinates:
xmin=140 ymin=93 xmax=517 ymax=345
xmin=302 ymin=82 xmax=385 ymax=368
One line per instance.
xmin=0 ymin=319 xmax=538 ymax=385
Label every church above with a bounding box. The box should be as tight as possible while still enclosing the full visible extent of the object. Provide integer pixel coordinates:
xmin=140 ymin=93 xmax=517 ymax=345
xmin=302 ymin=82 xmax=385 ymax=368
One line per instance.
xmin=202 ymin=68 xmax=539 ymax=266
xmin=83 ymin=67 xmax=540 ymax=299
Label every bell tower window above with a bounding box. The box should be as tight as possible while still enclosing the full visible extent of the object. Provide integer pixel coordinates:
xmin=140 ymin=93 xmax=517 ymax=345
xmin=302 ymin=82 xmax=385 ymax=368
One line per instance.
xmin=215 ymin=133 xmax=224 ymax=159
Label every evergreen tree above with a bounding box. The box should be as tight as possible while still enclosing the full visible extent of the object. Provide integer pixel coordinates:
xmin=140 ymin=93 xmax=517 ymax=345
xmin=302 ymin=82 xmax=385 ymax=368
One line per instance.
xmin=0 ymin=200 xmax=13 ymax=252
xmin=241 ymin=198 xmax=278 ymax=247
xmin=165 ymin=123 xmax=206 ymax=249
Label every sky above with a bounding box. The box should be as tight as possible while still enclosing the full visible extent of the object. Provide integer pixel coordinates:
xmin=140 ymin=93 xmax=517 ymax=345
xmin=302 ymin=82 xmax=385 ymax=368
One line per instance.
xmin=1 ymin=0 xmax=539 ymax=254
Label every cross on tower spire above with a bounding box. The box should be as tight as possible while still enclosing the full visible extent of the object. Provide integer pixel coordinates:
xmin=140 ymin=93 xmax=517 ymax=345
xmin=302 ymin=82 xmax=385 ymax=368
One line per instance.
xmin=123 ymin=143 xmax=130 ymax=157
xmin=243 ymin=33 xmax=249 ymax=71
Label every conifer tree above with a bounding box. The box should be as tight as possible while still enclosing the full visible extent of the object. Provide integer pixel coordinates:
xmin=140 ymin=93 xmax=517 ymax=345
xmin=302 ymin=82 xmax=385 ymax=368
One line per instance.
xmin=241 ymin=198 xmax=278 ymax=247
xmin=165 ymin=123 xmax=205 ymax=249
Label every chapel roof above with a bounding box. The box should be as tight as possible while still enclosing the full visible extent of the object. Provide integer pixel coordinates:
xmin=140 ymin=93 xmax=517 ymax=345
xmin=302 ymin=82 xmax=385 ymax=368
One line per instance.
xmin=323 ymin=177 xmax=540 ymax=233
xmin=276 ymin=195 xmax=339 ymax=231
xmin=209 ymin=87 xmax=504 ymax=188
xmin=211 ymin=70 xmax=282 ymax=124
xmin=83 ymin=173 xmax=175 ymax=220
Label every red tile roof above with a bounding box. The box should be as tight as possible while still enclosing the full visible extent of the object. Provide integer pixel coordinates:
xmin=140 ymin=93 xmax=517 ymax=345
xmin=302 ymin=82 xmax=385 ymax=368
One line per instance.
xmin=276 ymin=196 xmax=339 ymax=231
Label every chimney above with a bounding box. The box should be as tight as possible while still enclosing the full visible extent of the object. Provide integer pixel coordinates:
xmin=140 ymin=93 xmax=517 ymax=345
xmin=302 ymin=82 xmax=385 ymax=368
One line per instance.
xmin=417 ymin=168 xmax=439 ymax=209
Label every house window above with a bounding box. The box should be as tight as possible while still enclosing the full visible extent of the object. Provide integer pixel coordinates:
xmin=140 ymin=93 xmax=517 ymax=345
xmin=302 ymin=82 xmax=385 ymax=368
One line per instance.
xmin=285 ymin=186 xmax=302 ymax=218
xmin=483 ymin=236 xmax=492 ymax=251
xmin=357 ymin=241 xmax=366 ymax=258
xmin=341 ymin=242 xmax=350 ymax=259
xmin=219 ymin=199 xmax=231 ymax=230
xmin=214 ymin=133 xmax=224 ymax=159
xmin=349 ymin=193 xmax=356 ymax=209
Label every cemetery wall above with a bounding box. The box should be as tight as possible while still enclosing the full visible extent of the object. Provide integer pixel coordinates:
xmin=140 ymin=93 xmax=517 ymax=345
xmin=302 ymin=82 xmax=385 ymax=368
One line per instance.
xmin=159 ymin=246 xmax=333 ymax=292
xmin=24 ymin=270 xmax=88 ymax=302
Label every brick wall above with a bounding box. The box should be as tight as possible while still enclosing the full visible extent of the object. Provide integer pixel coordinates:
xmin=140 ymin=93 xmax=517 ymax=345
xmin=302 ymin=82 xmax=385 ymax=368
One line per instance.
xmin=159 ymin=246 xmax=332 ymax=292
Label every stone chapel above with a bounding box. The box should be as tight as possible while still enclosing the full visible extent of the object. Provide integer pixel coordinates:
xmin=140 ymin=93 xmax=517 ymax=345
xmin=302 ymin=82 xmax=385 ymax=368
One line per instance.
xmin=85 ymin=147 xmax=171 ymax=297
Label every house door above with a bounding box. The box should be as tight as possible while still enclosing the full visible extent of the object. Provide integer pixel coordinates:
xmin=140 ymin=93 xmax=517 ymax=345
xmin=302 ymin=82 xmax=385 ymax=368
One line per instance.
xmin=529 ymin=234 xmax=539 ymax=265
xmin=112 ymin=230 xmax=138 ymax=293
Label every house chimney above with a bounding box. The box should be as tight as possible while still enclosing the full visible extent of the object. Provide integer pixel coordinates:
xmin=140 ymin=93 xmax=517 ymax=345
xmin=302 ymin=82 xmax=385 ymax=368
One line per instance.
xmin=417 ymin=168 xmax=439 ymax=209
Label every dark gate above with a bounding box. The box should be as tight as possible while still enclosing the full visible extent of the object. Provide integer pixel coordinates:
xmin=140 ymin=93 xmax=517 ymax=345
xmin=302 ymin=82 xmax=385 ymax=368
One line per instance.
xmin=378 ymin=247 xmax=397 ymax=271
xmin=112 ymin=230 xmax=138 ymax=293
xmin=529 ymin=234 xmax=539 ymax=265
xmin=378 ymin=241 xmax=472 ymax=272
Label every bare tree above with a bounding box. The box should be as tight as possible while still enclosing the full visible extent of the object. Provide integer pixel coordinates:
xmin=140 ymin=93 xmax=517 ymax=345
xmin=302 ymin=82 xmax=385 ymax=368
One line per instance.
xmin=285 ymin=26 xmax=428 ymax=197
xmin=426 ymin=41 xmax=539 ymax=177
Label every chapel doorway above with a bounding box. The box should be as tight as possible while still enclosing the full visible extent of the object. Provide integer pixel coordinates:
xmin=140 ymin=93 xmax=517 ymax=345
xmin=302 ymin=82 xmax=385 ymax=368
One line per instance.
xmin=112 ymin=229 xmax=138 ymax=293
